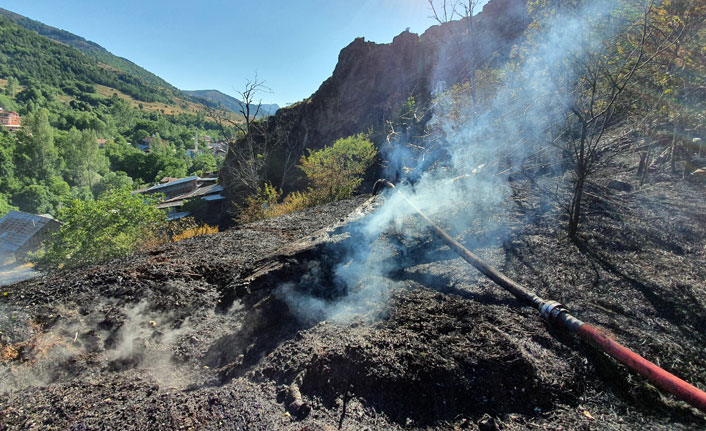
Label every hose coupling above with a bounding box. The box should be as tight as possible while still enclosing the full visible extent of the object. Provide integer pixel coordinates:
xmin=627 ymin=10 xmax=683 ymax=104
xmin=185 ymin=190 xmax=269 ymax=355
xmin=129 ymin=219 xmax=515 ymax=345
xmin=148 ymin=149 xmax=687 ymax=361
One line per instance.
xmin=539 ymin=300 xmax=583 ymax=332
xmin=540 ymin=300 xmax=566 ymax=322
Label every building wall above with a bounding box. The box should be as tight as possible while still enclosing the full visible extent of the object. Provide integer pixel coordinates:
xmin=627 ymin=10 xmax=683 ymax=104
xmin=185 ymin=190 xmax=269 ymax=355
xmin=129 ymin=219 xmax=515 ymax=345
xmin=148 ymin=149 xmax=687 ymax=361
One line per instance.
xmin=15 ymin=219 xmax=60 ymax=261
xmin=0 ymin=111 xmax=21 ymax=130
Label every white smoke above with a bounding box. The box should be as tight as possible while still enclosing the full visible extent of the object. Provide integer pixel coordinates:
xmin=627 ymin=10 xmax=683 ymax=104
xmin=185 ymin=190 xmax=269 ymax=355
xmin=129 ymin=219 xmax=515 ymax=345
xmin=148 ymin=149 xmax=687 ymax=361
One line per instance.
xmin=279 ymin=0 xmax=624 ymax=322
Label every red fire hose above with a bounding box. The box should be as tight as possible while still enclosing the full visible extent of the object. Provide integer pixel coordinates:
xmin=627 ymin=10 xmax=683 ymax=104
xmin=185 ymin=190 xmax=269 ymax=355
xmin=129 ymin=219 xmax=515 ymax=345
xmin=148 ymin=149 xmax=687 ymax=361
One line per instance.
xmin=377 ymin=180 xmax=706 ymax=414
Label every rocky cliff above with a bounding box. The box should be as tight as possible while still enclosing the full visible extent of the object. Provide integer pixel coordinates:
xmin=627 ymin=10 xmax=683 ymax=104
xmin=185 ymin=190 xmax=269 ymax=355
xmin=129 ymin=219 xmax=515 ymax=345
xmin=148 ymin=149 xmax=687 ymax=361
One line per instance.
xmin=221 ymin=0 xmax=530 ymax=199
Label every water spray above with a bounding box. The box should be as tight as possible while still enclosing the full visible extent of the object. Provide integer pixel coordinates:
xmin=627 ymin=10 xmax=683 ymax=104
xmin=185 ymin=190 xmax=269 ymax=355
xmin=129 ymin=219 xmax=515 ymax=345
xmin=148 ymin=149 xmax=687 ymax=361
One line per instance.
xmin=373 ymin=179 xmax=706 ymax=414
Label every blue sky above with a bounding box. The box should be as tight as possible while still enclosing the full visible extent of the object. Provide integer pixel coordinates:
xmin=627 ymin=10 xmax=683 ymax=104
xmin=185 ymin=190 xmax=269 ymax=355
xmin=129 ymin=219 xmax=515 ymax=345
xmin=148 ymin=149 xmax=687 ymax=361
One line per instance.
xmin=2 ymin=1 xmax=489 ymax=106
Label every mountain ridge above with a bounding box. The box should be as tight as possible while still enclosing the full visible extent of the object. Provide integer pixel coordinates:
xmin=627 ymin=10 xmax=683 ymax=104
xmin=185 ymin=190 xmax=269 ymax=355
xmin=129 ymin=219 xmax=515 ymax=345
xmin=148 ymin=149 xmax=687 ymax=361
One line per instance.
xmin=0 ymin=7 xmax=278 ymax=119
xmin=183 ymin=89 xmax=279 ymax=118
xmin=0 ymin=7 xmax=176 ymax=92
xmin=220 ymin=0 xmax=530 ymax=198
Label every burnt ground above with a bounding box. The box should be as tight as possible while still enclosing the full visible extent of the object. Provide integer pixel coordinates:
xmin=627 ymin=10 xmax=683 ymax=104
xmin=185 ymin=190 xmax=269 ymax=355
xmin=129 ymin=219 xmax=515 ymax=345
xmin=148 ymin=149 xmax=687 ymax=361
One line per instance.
xmin=1 ymin=150 xmax=706 ymax=430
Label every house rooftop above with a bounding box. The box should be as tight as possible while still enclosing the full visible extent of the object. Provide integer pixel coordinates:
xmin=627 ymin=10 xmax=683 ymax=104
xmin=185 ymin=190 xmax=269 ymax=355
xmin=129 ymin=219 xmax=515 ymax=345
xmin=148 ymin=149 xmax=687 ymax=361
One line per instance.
xmin=0 ymin=211 xmax=56 ymax=254
xmin=143 ymin=175 xmax=199 ymax=193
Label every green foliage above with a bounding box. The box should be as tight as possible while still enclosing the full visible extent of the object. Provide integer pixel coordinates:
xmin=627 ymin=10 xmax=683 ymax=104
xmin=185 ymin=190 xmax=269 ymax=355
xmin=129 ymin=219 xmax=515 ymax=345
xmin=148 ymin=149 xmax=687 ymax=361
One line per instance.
xmin=58 ymin=128 xmax=108 ymax=188
xmin=104 ymin=139 xmax=191 ymax=183
xmin=0 ymin=131 xmax=17 ymax=194
xmin=5 ymin=76 xmax=18 ymax=96
xmin=239 ymin=134 xmax=377 ymax=223
xmin=0 ymin=193 xmax=17 ymax=217
xmin=299 ymin=134 xmax=377 ymax=205
xmin=91 ymin=171 xmax=133 ymax=198
xmin=11 ymin=176 xmax=70 ymax=214
xmin=189 ymin=152 xmax=218 ymax=176
xmin=0 ymin=16 xmax=172 ymax=103
xmin=12 ymin=183 xmax=51 ymax=214
xmin=14 ymin=108 xmax=58 ymax=183
xmin=238 ymin=182 xmax=283 ymax=223
xmin=0 ymin=94 xmax=18 ymax=112
xmin=37 ymin=189 xmax=167 ymax=269
xmin=0 ymin=10 xmax=174 ymax=91
xmin=0 ymin=10 xmax=228 ymax=223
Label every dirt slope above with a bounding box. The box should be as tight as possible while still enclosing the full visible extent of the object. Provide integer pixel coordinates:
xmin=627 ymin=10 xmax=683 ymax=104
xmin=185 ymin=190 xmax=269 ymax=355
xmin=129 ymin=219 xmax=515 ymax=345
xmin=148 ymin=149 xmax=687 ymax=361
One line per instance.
xmin=1 ymin=170 xmax=705 ymax=430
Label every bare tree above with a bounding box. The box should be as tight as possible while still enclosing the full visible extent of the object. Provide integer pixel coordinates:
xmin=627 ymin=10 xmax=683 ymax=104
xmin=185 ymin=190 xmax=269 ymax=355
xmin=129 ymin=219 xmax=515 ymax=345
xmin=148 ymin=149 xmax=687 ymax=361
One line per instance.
xmin=546 ymin=1 xmax=684 ymax=240
xmin=276 ymin=122 xmax=306 ymax=190
xmin=428 ymin=1 xmax=480 ymax=100
xmin=428 ymin=0 xmax=459 ymax=24
xmin=209 ymin=76 xmax=273 ymax=196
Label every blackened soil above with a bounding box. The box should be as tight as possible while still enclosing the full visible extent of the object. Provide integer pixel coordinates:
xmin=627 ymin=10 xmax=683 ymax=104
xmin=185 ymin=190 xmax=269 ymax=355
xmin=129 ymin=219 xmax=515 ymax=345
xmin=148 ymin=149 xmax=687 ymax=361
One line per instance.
xmin=1 ymin=156 xmax=706 ymax=430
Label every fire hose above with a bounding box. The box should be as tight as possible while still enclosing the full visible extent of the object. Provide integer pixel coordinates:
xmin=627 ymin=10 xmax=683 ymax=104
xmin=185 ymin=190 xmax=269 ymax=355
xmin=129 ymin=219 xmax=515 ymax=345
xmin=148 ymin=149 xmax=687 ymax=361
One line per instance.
xmin=374 ymin=179 xmax=706 ymax=414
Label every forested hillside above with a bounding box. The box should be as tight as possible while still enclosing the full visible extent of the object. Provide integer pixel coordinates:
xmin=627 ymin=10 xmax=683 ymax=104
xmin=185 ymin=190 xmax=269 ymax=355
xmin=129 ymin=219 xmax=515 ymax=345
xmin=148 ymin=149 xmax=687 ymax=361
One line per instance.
xmin=0 ymin=8 xmax=176 ymax=94
xmin=0 ymin=14 xmax=236 ymax=217
xmin=0 ymin=15 xmax=172 ymax=104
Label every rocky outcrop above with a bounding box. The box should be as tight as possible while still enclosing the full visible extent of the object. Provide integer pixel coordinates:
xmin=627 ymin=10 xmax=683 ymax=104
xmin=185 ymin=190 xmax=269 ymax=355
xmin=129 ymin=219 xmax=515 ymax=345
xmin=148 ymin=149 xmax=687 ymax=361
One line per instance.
xmin=221 ymin=0 xmax=530 ymax=199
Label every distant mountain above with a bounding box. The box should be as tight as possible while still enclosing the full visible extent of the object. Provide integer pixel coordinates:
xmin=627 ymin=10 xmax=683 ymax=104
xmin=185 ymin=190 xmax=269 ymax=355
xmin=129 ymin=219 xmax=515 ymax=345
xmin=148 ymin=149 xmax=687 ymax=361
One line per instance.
xmin=184 ymin=89 xmax=279 ymax=118
xmin=0 ymin=7 xmax=175 ymax=91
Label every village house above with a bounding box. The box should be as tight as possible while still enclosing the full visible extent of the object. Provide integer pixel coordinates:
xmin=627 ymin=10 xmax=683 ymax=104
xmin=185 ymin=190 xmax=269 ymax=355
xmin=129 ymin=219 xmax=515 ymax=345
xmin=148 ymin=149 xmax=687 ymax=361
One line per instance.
xmin=135 ymin=175 xmax=225 ymax=220
xmin=0 ymin=211 xmax=60 ymax=265
xmin=0 ymin=109 xmax=21 ymax=132
xmin=209 ymin=141 xmax=228 ymax=157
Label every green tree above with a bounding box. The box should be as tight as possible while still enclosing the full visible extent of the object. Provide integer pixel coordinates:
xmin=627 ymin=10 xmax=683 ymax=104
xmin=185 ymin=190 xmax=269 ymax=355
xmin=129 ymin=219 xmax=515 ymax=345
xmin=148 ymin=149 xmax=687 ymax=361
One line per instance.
xmin=12 ymin=183 xmax=52 ymax=214
xmin=92 ymin=171 xmax=134 ymax=198
xmin=189 ymin=152 xmax=217 ymax=176
xmin=0 ymin=131 xmax=17 ymax=194
xmin=299 ymin=134 xmax=377 ymax=205
xmin=0 ymin=94 xmax=18 ymax=112
xmin=0 ymin=193 xmax=17 ymax=217
xmin=14 ymin=108 xmax=58 ymax=183
xmin=12 ymin=176 xmax=70 ymax=215
xmin=38 ymin=189 xmax=167 ymax=269
xmin=151 ymin=151 xmax=188 ymax=181
xmin=5 ymin=76 xmax=18 ymax=97
xmin=59 ymin=127 xmax=108 ymax=188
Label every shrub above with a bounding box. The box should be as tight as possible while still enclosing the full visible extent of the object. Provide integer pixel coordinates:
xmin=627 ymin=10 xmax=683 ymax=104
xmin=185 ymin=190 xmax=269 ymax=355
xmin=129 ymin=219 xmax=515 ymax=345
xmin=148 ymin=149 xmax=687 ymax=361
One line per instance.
xmin=237 ymin=182 xmax=282 ymax=223
xmin=237 ymin=134 xmax=377 ymax=223
xmin=268 ymin=190 xmax=309 ymax=217
xmin=171 ymin=223 xmax=218 ymax=242
xmin=36 ymin=189 xmax=167 ymax=269
xmin=299 ymin=133 xmax=377 ymax=206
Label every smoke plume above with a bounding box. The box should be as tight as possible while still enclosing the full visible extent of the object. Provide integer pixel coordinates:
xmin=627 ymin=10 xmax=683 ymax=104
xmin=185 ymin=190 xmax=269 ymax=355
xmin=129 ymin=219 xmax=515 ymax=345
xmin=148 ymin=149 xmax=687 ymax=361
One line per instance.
xmin=279 ymin=0 xmax=623 ymax=322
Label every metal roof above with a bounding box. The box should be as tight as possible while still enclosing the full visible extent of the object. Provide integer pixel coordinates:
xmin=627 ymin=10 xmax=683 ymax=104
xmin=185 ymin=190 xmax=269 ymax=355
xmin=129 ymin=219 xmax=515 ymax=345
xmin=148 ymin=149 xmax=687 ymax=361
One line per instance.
xmin=168 ymin=211 xmax=191 ymax=220
xmin=145 ymin=175 xmax=199 ymax=193
xmin=162 ymin=184 xmax=224 ymax=203
xmin=0 ymin=211 xmax=56 ymax=253
xmin=156 ymin=201 xmax=185 ymax=209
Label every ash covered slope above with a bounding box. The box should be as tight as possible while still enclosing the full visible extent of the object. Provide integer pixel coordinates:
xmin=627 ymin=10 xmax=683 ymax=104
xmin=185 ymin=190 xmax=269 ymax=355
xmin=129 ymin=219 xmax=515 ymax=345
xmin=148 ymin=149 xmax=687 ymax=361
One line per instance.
xmin=1 ymin=168 xmax=706 ymax=430
xmin=220 ymin=0 xmax=529 ymax=197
